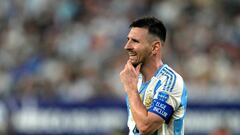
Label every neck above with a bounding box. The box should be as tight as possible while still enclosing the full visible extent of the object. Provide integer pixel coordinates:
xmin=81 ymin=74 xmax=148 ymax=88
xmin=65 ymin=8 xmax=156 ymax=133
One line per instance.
xmin=141 ymin=59 xmax=163 ymax=83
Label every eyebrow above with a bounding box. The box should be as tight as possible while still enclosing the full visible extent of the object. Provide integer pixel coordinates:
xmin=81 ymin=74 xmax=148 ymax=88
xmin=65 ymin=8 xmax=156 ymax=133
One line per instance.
xmin=127 ymin=37 xmax=140 ymax=43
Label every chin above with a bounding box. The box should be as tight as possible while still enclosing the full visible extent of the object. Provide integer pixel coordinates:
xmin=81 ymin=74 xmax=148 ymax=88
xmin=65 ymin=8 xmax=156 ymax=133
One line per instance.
xmin=132 ymin=63 xmax=139 ymax=68
xmin=130 ymin=60 xmax=140 ymax=67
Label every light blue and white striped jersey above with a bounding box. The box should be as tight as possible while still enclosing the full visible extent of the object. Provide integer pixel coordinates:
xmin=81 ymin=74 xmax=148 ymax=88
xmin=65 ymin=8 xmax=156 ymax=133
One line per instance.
xmin=126 ymin=64 xmax=187 ymax=135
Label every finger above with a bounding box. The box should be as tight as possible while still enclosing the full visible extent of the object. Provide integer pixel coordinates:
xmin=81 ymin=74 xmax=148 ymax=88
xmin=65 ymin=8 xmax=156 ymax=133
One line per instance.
xmin=123 ymin=62 xmax=129 ymax=70
xmin=126 ymin=60 xmax=135 ymax=71
xmin=136 ymin=63 xmax=142 ymax=74
xmin=126 ymin=60 xmax=132 ymax=67
xmin=127 ymin=63 xmax=140 ymax=77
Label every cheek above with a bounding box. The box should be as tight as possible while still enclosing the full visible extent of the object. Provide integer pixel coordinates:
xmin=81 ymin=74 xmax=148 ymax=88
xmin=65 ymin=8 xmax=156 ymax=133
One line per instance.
xmin=139 ymin=48 xmax=151 ymax=59
xmin=135 ymin=52 xmax=148 ymax=64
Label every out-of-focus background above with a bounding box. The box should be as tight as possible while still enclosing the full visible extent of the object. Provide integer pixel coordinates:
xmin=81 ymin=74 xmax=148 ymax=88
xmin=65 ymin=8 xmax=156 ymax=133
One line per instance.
xmin=0 ymin=0 xmax=239 ymax=135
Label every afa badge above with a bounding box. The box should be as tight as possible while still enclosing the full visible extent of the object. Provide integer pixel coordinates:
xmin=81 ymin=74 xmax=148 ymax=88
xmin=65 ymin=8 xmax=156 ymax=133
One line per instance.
xmin=144 ymin=89 xmax=153 ymax=109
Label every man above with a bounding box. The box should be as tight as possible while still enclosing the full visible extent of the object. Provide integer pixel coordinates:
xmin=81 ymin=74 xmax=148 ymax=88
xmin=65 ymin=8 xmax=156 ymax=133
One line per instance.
xmin=120 ymin=17 xmax=187 ymax=135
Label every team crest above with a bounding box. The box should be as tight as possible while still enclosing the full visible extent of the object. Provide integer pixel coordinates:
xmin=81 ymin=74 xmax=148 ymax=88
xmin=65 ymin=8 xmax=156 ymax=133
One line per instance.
xmin=144 ymin=89 xmax=153 ymax=109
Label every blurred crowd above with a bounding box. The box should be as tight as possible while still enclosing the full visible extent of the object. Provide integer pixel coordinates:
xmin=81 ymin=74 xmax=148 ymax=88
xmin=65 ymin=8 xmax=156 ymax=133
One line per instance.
xmin=0 ymin=0 xmax=239 ymax=105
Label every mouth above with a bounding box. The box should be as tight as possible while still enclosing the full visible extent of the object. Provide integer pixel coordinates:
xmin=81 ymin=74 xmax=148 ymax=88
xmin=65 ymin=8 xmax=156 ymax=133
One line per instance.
xmin=128 ymin=52 xmax=137 ymax=57
xmin=128 ymin=52 xmax=137 ymax=59
xmin=127 ymin=52 xmax=138 ymax=65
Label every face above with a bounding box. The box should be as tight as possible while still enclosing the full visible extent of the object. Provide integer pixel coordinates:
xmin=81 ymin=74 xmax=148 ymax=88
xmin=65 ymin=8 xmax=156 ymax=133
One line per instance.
xmin=124 ymin=27 xmax=153 ymax=67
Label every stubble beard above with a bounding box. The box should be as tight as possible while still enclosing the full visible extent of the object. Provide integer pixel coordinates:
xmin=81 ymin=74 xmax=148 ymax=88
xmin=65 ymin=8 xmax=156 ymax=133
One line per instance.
xmin=130 ymin=58 xmax=143 ymax=68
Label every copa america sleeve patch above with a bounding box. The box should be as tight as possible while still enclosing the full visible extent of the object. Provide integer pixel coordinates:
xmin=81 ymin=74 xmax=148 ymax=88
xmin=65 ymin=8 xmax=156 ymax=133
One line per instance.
xmin=148 ymin=91 xmax=174 ymax=123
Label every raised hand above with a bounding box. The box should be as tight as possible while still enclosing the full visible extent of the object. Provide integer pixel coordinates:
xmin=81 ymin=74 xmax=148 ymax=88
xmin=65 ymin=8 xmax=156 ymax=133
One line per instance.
xmin=120 ymin=60 xmax=142 ymax=93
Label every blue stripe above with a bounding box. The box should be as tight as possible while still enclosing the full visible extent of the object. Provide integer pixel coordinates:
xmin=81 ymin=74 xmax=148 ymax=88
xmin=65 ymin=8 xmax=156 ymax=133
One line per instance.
xmin=125 ymin=96 xmax=130 ymax=120
xmin=158 ymin=67 xmax=176 ymax=92
xmin=154 ymin=80 xmax=162 ymax=95
xmin=140 ymin=81 xmax=151 ymax=103
xmin=162 ymin=68 xmax=173 ymax=91
xmin=174 ymin=80 xmax=187 ymax=135
xmin=158 ymin=70 xmax=166 ymax=90
xmin=174 ymin=118 xmax=183 ymax=135
xmin=165 ymin=68 xmax=175 ymax=91
xmin=181 ymin=81 xmax=188 ymax=111
xmin=155 ymin=64 xmax=166 ymax=77
xmin=164 ymin=67 xmax=177 ymax=92
xmin=162 ymin=71 xmax=170 ymax=91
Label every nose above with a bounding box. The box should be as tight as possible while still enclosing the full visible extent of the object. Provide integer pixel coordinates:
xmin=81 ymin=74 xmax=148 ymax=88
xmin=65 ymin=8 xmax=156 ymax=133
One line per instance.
xmin=124 ymin=40 xmax=132 ymax=51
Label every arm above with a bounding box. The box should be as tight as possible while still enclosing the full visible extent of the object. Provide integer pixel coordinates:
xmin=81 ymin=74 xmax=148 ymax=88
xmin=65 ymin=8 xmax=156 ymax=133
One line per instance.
xmin=120 ymin=61 xmax=164 ymax=135
xmin=127 ymin=90 xmax=164 ymax=135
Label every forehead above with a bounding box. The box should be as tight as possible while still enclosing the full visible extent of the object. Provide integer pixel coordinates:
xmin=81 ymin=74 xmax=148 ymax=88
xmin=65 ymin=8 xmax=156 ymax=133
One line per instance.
xmin=128 ymin=27 xmax=149 ymax=39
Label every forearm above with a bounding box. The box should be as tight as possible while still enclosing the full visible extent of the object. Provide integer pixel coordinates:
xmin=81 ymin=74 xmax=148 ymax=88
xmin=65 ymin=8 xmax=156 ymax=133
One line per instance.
xmin=127 ymin=90 xmax=151 ymax=132
xmin=120 ymin=61 xmax=161 ymax=134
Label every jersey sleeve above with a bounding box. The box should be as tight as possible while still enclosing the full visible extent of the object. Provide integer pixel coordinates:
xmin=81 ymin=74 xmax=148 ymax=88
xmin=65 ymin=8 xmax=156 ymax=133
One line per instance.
xmin=148 ymin=75 xmax=184 ymax=123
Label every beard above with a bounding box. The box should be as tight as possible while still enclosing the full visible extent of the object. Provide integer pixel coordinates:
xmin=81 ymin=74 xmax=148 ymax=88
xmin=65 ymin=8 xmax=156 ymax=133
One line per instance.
xmin=132 ymin=62 xmax=139 ymax=68
xmin=129 ymin=57 xmax=142 ymax=68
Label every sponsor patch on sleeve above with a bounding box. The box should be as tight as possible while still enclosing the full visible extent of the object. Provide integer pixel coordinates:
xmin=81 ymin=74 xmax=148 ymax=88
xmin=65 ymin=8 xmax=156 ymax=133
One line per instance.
xmin=157 ymin=91 xmax=169 ymax=102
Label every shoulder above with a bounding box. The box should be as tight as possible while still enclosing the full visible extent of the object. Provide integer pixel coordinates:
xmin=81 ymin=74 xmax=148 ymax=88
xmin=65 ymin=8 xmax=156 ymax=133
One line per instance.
xmin=155 ymin=64 xmax=185 ymax=92
xmin=153 ymin=65 xmax=187 ymax=110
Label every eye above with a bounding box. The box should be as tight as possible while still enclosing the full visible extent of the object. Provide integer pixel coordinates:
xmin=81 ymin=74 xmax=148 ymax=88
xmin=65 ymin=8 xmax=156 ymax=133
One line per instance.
xmin=132 ymin=38 xmax=139 ymax=43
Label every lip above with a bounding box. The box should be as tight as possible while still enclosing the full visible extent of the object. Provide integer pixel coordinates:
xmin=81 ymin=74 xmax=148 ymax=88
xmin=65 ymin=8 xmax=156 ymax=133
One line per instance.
xmin=129 ymin=54 xmax=136 ymax=57
xmin=129 ymin=55 xmax=137 ymax=60
xmin=128 ymin=52 xmax=137 ymax=56
xmin=129 ymin=55 xmax=136 ymax=58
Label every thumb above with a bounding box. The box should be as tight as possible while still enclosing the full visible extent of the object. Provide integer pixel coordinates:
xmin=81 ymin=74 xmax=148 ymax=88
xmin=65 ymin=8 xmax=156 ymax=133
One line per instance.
xmin=135 ymin=63 xmax=142 ymax=74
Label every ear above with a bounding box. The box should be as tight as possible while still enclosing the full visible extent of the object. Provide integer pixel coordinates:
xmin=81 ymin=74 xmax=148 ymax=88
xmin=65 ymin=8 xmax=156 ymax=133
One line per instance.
xmin=152 ymin=41 xmax=161 ymax=55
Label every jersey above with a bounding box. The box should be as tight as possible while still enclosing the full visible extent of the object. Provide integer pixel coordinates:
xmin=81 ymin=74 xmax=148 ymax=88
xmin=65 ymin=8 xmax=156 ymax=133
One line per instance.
xmin=126 ymin=64 xmax=187 ymax=135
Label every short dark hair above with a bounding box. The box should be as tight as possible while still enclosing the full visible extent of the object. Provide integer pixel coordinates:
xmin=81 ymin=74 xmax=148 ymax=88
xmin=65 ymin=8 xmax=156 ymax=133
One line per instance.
xmin=129 ymin=17 xmax=167 ymax=42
